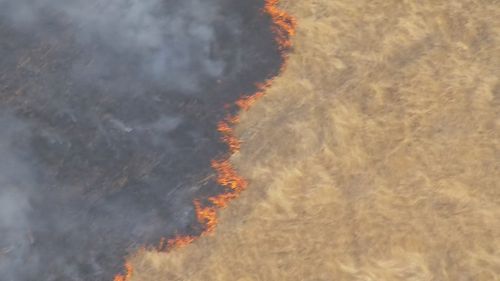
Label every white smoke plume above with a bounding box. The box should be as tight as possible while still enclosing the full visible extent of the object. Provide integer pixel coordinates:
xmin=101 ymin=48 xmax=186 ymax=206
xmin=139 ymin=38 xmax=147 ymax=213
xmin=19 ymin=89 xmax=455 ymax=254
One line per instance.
xmin=0 ymin=0 xmax=232 ymax=92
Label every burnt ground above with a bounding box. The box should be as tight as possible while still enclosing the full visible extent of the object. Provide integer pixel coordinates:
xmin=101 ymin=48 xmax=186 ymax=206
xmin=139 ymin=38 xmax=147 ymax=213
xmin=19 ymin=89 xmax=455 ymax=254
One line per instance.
xmin=0 ymin=0 xmax=282 ymax=280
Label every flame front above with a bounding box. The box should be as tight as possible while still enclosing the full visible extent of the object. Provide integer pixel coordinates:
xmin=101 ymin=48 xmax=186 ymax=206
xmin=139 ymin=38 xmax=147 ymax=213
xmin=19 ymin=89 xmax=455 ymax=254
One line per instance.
xmin=113 ymin=262 xmax=133 ymax=281
xmin=264 ymin=0 xmax=297 ymax=51
xmin=113 ymin=1 xmax=296 ymax=280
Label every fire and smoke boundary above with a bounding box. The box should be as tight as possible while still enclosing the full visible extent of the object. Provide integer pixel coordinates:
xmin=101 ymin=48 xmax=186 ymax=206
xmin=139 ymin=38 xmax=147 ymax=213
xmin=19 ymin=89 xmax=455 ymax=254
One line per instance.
xmin=113 ymin=1 xmax=296 ymax=280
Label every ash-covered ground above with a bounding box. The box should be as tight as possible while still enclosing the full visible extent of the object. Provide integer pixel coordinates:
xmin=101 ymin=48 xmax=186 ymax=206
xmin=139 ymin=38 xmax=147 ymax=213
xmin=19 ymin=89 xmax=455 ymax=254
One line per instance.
xmin=0 ymin=1 xmax=282 ymax=280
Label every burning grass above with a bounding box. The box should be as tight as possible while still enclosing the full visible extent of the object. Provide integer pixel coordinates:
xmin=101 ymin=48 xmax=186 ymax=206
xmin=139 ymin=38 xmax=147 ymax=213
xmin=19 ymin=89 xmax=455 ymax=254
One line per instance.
xmin=119 ymin=0 xmax=500 ymax=280
xmin=112 ymin=1 xmax=296 ymax=280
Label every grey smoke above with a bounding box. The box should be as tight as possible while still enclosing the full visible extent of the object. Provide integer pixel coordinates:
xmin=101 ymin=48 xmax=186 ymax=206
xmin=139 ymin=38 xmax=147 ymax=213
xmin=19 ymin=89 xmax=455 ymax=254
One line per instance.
xmin=0 ymin=0 xmax=231 ymax=92
xmin=0 ymin=0 xmax=281 ymax=280
xmin=0 ymin=114 xmax=38 ymax=281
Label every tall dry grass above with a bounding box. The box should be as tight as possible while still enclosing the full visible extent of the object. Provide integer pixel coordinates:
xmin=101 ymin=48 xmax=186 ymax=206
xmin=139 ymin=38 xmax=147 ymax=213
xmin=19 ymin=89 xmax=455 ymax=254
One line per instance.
xmin=127 ymin=0 xmax=500 ymax=280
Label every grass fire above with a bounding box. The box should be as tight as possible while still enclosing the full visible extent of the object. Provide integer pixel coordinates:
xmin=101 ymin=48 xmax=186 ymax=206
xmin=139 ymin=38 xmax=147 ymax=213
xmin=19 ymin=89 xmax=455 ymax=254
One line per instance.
xmin=115 ymin=0 xmax=500 ymax=280
xmin=0 ymin=0 xmax=286 ymax=280
xmin=1 ymin=0 xmax=499 ymax=281
xmin=113 ymin=1 xmax=295 ymax=279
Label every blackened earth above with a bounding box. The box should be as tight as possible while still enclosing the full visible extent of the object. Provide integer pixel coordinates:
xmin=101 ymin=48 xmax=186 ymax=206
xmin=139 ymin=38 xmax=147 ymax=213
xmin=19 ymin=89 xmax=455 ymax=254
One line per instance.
xmin=0 ymin=0 xmax=282 ymax=280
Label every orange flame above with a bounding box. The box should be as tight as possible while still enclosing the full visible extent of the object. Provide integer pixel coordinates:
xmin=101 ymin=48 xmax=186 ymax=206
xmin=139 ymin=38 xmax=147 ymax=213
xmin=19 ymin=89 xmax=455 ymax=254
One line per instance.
xmin=264 ymin=0 xmax=296 ymax=51
xmin=235 ymin=92 xmax=265 ymax=111
xmin=166 ymin=235 xmax=197 ymax=250
xmin=112 ymin=1 xmax=295 ymax=280
xmin=217 ymin=116 xmax=241 ymax=153
xmin=208 ymin=159 xmax=248 ymax=208
xmin=193 ymin=200 xmax=218 ymax=233
xmin=113 ymin=262 xmax=133 ymax=281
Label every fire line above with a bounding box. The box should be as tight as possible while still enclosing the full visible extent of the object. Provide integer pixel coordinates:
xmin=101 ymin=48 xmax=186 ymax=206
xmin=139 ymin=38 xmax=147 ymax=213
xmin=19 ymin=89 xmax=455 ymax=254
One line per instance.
xmin=113 ymin=1 xmax=296 ymax=280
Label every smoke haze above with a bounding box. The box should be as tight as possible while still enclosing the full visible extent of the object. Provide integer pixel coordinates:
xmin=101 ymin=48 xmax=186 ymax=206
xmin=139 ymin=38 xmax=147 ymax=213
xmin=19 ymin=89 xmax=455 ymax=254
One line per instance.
xmin=0 ymin=0 xmax=281 ymax=280
xmin=0 ymin=114 xmax=37 ymax=281
xmin=1 ymin=0 xmax=228 ymax=91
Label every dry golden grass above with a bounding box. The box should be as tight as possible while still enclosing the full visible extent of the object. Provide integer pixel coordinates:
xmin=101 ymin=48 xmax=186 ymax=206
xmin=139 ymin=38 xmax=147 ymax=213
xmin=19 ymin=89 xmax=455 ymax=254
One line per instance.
xmin=127 ymin=0 xmax=500 ymax=280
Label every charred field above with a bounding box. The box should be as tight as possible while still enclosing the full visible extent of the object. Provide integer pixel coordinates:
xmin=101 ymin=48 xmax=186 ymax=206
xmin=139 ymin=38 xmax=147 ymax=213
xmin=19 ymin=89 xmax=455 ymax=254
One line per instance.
xmin=0 ymin=0 xmax=283 ymax=280
xmin=122 ymin=1 xmax=500 ymax=280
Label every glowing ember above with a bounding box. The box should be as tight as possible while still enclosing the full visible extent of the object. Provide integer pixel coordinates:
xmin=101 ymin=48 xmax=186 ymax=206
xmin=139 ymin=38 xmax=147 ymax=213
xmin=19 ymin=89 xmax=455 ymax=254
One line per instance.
xmin=112 ymin=1 xmax=296 ymax=279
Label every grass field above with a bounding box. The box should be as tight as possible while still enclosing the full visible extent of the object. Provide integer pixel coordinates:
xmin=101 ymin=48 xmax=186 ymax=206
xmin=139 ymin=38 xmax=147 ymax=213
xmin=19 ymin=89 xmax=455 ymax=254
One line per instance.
xmin=126 ymin=1 xmax=500 ymax=280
